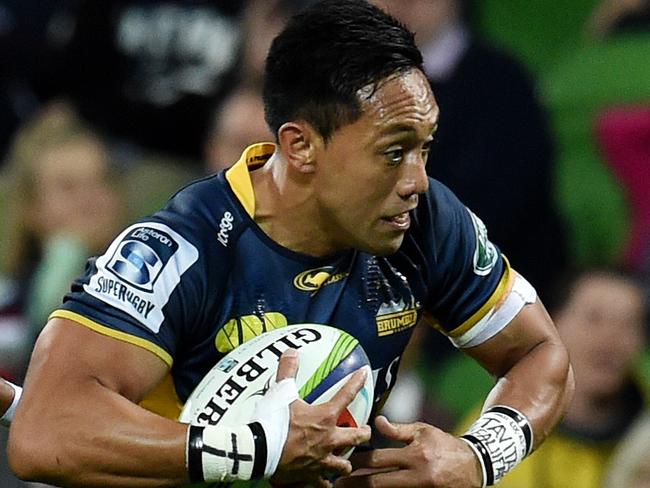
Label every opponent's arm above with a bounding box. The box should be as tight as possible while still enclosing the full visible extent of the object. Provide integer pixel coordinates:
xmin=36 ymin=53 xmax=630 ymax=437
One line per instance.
xmin=0 ymin=377 xmax=22 ymax=426
xmin=338 ymin=298 xmax=573 ymax=488
xmin=0 ymin=378 xmax=16 ymax=417
xmin=8 ymin=318 xmax=370 ymax=487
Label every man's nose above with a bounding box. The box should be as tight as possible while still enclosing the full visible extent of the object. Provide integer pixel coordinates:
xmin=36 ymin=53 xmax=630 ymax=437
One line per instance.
xmin=397 ymin=155 xmax=429 ymax=199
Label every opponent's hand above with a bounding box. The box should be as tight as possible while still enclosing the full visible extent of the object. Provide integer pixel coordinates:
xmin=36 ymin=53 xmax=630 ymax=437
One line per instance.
xmin=336 ymin=416 xmax=482 ymax=488
xmin=272 ymin=349 xmax=372 ymax=487
xmin=0 ymin=378 xmax=15 ymax=418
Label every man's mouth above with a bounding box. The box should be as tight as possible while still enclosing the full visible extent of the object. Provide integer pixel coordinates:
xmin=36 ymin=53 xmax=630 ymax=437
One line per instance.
xmin=381 ymin=211 xmax=411 ymax=230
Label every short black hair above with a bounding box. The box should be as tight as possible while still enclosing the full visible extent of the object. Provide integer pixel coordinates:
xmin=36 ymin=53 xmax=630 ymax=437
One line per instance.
xmin=263 ymin=0 xmax=423 ymax=141
xmin=545 ymin=266 xmax=648 ymax=322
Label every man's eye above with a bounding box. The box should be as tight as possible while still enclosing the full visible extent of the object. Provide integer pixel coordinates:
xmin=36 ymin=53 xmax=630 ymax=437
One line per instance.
xmin=384 ymin=148 xmax=404 ymax=166
xmin=421 ymin=141 xmax=432 ymax=160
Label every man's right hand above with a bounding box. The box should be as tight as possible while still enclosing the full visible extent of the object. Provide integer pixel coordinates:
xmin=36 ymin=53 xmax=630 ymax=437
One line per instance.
xmin=272 ymin=349 xmax=372 ymax=487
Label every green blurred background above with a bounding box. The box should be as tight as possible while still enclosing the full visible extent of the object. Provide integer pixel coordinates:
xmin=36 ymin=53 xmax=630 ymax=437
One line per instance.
xmin=476 ymin=0 xmax=649 ymax=267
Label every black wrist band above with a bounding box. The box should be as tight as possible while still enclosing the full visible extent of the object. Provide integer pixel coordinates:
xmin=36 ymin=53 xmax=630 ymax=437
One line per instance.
xmin=461 ymin=434 xmax=494 ymax=486
xmin=187 ymin=425 xmax=205 ymax=483
xmin=486 ymin=405 xmax=533 ymax=455
xmin=248 ymin=421 xmax=267 ymax=479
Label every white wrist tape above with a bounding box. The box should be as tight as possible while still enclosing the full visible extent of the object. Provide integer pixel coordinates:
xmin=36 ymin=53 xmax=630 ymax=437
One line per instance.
xmin=250 ymin=378 xmax=299 ymax=477
xmin=0 ymin=381 xmax=22 ymax=427
xmin=186 ymin=377 xmax=298 ymax=483
xmin=461 ymin=405 xmax=533 ymax=486
xmin=186 ymin=423 xmax=264 ymax=483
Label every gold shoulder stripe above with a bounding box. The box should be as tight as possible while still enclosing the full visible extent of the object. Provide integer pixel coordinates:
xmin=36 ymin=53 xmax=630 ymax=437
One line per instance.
xmin=50 ymin=309 xmax=173 ymax=367
xmin=446 ymin=257 xmax=515 ymax=339
xmin=225 ymin=142 xmax=276 ymax=218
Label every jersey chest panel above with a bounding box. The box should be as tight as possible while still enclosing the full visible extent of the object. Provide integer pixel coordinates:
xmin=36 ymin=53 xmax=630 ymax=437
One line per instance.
xmin=176 ymin=229 xmax=426 ymax=403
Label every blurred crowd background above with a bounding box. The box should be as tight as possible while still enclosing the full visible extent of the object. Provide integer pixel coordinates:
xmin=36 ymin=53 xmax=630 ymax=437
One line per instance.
xmin=0 ymin=0 xmax=648 ymax=486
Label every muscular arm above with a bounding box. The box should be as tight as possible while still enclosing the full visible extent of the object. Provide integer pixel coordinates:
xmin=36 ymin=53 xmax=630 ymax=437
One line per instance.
xmin=339 ymin=299 xmax=573 ymax=488
xmin=466 ymin=299 xmax=574 ymax=447
xmin=7 ymin=318 xmax=189 ymax=487
xmin=8 ymin=318 xmax=370 ymax=487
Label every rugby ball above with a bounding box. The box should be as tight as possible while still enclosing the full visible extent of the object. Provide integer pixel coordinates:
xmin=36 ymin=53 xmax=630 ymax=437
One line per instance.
xmin=179 ymin=323 xmax=374 ymax=447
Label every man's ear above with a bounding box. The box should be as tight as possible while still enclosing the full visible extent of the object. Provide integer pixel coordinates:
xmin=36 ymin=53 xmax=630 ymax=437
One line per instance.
xmin=277 ymin=122 xmax=322 ymax=174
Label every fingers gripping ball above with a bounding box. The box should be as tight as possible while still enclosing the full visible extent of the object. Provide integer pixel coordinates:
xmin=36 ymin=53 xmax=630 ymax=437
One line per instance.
xmin=180 ymin=324 xmax=375 ymax=486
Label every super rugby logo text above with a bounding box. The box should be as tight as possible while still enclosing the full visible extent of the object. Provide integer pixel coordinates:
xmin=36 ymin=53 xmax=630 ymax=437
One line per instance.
xmin=85 ymin=222 xmax=199 ymax=333
xmin=195 ymin=327 xmax=322 ymax=426
xmin=93 ymin=277 xmax=155 ymax=318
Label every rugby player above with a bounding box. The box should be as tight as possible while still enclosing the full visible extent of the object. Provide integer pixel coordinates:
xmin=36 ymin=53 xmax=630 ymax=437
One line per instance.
xmin=8 ymin=1 xmax=574 ymax=487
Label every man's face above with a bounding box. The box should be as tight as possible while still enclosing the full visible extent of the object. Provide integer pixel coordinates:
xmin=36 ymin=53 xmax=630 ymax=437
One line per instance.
xmin=310 ymin=69 xmax=438 ymax=255
xmin=556 ymin=274 xmax=646 ymax=400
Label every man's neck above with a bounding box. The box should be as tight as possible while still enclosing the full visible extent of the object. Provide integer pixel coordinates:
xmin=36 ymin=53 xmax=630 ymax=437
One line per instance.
xmin=250 ymin=153 xmax=339 ymax=257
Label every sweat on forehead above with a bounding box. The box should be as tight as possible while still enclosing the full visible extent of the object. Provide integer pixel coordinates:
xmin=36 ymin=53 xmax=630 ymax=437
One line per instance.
xmin=357 ymin=69 xmax=433 ymax=103
xmin=356 ymin=69 xmax=438 ymax=127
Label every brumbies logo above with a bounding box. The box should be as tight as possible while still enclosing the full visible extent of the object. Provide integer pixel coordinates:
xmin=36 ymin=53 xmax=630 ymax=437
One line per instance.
xmin=293 ymin=266 xmax=348 ymax=293
xmin=375 ymin=298 xmax=418 ymax=337
xmin=85 ymin=222 xmax=198 ymax=333
xmin=107 ymin=227 xmax=177 ymax=291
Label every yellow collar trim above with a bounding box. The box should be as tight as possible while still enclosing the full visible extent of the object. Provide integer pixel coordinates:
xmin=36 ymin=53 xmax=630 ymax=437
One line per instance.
xmin=225 ymin=142 xmax=276 ymax=218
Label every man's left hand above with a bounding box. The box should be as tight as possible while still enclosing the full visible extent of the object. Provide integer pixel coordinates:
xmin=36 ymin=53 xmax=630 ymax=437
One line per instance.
xmin=335 ymin=415 xmax=482 ymax=488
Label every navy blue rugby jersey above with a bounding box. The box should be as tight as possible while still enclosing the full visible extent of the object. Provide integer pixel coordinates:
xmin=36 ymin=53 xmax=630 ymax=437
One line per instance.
xmin=52 ymin=143 xmax=513 ymax=418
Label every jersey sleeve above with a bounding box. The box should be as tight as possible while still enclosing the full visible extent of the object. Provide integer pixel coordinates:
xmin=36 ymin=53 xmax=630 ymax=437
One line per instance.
xmin=417 ymin=179 xmax=516 ymax=347
xmin=51 ymin=179 xmax=228 ymax=367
